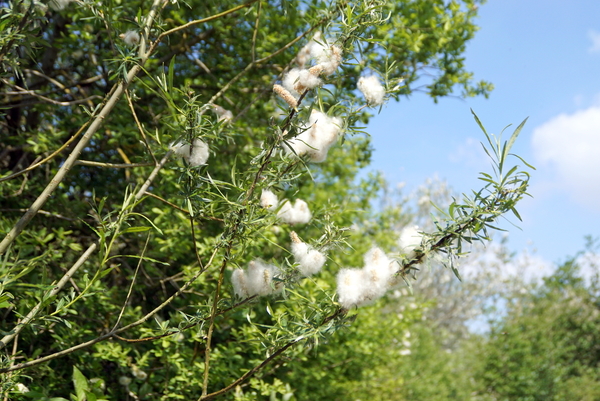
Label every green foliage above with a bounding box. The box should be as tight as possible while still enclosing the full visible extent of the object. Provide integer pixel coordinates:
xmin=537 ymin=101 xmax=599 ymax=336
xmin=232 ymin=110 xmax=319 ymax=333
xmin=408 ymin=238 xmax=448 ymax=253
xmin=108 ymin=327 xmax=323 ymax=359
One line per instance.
xmin=0 ymin=0 xmax=531 ymax=399
xmin=475 ymin=257 xmax=600 ymax=401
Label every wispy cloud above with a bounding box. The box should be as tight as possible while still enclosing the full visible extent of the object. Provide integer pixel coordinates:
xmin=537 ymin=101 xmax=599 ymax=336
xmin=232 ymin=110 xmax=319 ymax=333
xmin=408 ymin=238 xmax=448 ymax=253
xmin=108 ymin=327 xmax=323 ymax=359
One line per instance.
xmin=588 ymin=29 xmax=600 ymax=53
xmin=532 ymin=106 xmax=600 ymax=211
xmin=448 ymin=137 xmax=487 ymax=168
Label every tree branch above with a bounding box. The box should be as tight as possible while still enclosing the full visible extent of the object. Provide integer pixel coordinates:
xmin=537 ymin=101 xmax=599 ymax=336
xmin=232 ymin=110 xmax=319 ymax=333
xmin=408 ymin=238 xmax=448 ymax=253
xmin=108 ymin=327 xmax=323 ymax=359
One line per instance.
xmin=0 ymin=0 xmax=166 ymax=255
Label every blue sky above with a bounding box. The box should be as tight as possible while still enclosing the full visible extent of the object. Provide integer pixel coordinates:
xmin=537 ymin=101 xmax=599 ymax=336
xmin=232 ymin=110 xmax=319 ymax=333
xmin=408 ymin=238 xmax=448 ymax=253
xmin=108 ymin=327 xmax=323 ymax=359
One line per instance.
xmin=365 ymin=0 xmax=600 ymax=264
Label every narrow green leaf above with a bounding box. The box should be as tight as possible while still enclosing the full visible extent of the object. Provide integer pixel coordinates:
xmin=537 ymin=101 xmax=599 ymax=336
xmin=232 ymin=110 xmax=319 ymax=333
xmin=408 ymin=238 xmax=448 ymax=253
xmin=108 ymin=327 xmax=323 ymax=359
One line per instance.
xmin=167 ymin=56 xmax=175 ymax=92
xmin=504 ymin=164 xmax=519 ymax=179
xmin=472 ymin=109 xmax=496 ymax=155
xmin=510 ymin=207 xmax=523 ymax=221
xmin=122 ymin=226 xmax=151 ymax=234
xmin=108 ymin=255 xmax=170 ymax=265
xmin=430 ymin=201 xmax=450 ymax=218
xmin=499 ymin=140 xmax=508 ymax=173
xmin=511 ymin=153 xmax=536 ymax=170
xmin=479 ymin=142 xmax=496 ymax=164
xmin=505 ymin=116 xmax=529 ymax=156
xmin=72 ymin=366 xmax=89 ymax=401
xmin=187 ymin=198 xmax=194 ymax=217
xmin=231 ymin=156 xmax=238 ymax=188
xmin=128 ymin=212 xmax=164 ymax=235
xmin=450 ymin=265 xmax=462 ymax=281
xmin=448 ymin=202 xmax=455 ymax=217
xmin=478 ymin=177 xmax=496 ymax=184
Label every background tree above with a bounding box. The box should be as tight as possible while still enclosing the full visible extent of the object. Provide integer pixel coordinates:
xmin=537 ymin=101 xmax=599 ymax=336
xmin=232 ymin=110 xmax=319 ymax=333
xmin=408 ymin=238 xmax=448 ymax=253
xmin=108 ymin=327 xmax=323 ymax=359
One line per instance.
xmin=474 ymin=251 xmax=600 ymax=401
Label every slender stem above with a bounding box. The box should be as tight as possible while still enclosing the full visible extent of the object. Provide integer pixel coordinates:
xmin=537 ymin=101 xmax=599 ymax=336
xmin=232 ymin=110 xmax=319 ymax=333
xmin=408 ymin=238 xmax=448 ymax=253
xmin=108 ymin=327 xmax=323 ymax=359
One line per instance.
xmin=201 ymin=249 xmax=230 ymax=396
xmin=151 ymin=0 xmax=259 ymax=50
xmin=0 ymin=246 xmax=220 ymax=374
xmin=0 ymin=0 xmax=166 ymax=256
xmin=200 ymin=56 xmax=316 ymax=394
xmin=74 ymin=160 xmax=154 ymax=168
xmin=0 ymin=122 xmax=88 ymax=184
xmin=200 ymin=341 xmax=297 ymax=400
xmin=0 ymin=152 xmax=171 ymax=356
xmin=0 ymin=209 xmax=80 ymax=222
xmin=111 ymin=235 xmax=149 ymax=331
xmin=251 ymin=0 xmax=262 ymax=62
xmin=125 ymin=89 xmax=157 ymax=164
xmin=0 ymin=79 xmax=102 ymax=105
xmin=144 ymin=191 xmax=191 ymax=214
xmin=0 ymin=243 xmax=98 ymax=350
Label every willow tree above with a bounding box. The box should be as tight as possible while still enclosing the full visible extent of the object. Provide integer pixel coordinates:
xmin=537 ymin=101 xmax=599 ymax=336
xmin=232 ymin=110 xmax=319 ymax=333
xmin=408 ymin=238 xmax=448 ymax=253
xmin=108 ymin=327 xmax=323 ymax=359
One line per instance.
xmin=0 ymin=0 xmax=531 ymax=399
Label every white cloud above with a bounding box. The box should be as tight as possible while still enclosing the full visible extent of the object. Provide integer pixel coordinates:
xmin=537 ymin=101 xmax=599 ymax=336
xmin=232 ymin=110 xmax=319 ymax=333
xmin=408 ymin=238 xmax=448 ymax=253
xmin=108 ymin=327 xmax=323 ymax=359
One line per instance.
xmin=589 ymin=29 xmax=600 ymax=53
xmin=448 ymin=137 xmax=488 ymax=168
xmin=532 ymin=106 xmax=600 ymax=210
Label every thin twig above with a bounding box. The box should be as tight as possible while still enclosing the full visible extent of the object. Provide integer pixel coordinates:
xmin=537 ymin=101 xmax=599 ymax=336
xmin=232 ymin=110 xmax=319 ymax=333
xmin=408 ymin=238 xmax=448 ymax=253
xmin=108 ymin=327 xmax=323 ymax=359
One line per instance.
xmin=113 ymin=296 xmax=257 ymax=343
xmin=0 ymin=0 xmax=165 ymax=255
xmin=201 ymin=247 xmax=231 ymax=396
xmin=111 ymin=235 xmax=149 ymax=331
xmin=74 ymin=160 xmax=154 ymax=169
xmin=24 ymin=69 xmax=67 ymax=90
xmin=0 ymin=153 xmax=171 ymax=354
xmin=0 ymin=209 xmax=79 ymax=222
xmin=144 ymin=191 xmax=225 ymax=222
xmin=200 ymin=340 xmax=297 ymax=400
xmin=200 ymin=60 xmax=314 ymax=394
xmin=0 ymin=243 xmax=98 ymax=350
xmin=0 ymin=246 xmax=219 ymax=374
xmin=151 ymin=0 xmax=259 ymax=48
xmin=125 ymin=89 xmax=157 ymax=164
xmin=144 ymin=191 xmax=190 ymax=214
xmin=0 ymin=123 xmax=88 ymax=183
xmin=1 ymin=80 xmax=102 ymax=106
xmin=251 ymin=0 xmax=262 ymax=62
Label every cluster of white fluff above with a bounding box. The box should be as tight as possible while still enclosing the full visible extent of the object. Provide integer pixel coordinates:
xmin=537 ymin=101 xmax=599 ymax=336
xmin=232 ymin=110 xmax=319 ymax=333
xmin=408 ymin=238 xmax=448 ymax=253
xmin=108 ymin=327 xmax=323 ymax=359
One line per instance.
xmin=357 ymin=75 xmax=386 ymax=106
xmin=283 ymin=110 xmax=342 ymax=163
xmin=273 ymin=33 xmax=342 ymax=108
xmin=121 ymin=30 xmax=141 ymax=47
xmin=260 ymin=189 xmax=312 ymax=225
xmin=398 ymin=225 xmax=424 ymax=255
xmin=14 ymin=383 xmax=29 ymax=394
xmin=336 ymin=247 xmax=400 ymax=309
xmin=290 ymin=231 xmax=326 ymax=276
xmin=282 ymin=67 xmax=323 ymax=97
xmin=260 ymin=189 xmax=279 ymax=211
xmin=212 ymin=104 xmax=233 ymax=122
xmin=118 ymin=376 xmax=132 ymax=387
xmin=296 ymin=32 xmax=342 ymax=76
xmin=231 ymin=260 xmax=281 ymax=298
xmin=131 ymin=365 xmax=147 ymax=380
xmin=171 ymin=138 xmax=209 ymax=167
xmin=277 ymin=199 xmax=312 ymax=225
